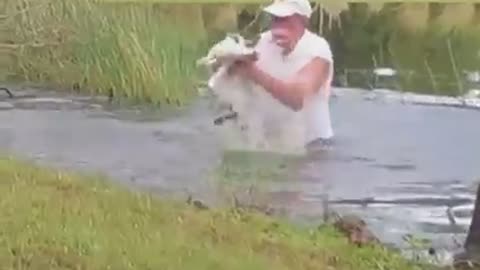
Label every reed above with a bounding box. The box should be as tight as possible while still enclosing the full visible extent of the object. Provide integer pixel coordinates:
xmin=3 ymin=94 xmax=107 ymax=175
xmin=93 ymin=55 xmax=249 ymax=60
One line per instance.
xmin=3 ymin=0 xmax=207 ymax=106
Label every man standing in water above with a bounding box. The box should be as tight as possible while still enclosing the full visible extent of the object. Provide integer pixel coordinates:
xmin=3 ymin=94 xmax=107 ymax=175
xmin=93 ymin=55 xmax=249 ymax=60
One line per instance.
xmin=229 ymin=0 xmax=335 ymax=152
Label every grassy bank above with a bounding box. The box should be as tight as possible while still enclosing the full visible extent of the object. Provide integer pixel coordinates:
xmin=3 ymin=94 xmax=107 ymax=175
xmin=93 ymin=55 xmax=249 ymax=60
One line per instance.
xmin=0 ymin=155 xmax=429 ymax=270
xmin=3 ymin=0 xmax=209 ymax=106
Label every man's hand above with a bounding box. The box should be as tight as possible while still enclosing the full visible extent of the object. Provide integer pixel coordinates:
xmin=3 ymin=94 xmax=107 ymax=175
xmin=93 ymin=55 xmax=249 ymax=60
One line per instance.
xmin=216 ymin=52 xmax=257 ymax=77
xmin=217 ymin=52 xmax=257 ymax=64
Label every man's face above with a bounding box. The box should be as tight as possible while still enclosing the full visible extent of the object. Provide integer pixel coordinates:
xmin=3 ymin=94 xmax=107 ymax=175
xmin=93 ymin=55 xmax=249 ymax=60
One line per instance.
xmin=270 ymin=15 xmax=300 ymax=49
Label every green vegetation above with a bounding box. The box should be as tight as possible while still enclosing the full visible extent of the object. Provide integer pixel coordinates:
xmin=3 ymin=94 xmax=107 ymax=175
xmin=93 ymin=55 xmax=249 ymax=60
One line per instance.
xmin=3 ymin=1 xmax=480 ymax=102
xmin=321 ymin=3 xmax=480 ymax=95
xmin=2 ymin=0 xmax=207 ymax=106
xmin=0 ymin=155 xmax=430 ymax=269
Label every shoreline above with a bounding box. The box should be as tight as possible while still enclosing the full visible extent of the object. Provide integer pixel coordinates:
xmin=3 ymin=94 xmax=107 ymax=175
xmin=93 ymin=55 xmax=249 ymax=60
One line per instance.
xmin=0 ymin=155 xmax=434 ymax=269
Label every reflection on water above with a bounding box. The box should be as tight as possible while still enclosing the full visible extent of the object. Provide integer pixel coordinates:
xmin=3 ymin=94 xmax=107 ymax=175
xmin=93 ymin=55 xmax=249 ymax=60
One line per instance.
xmin=1 ymin=85 xmax=480 ymax=265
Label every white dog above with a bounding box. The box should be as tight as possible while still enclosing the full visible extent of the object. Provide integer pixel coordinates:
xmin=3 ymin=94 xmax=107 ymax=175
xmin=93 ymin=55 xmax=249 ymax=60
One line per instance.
xmin=197 ymin=33 xmax=306 ymax=155
xmin=196 ymin=34 xmax=260 ymax=114
xmin=196 ymin=33 xmax=268 ymax=150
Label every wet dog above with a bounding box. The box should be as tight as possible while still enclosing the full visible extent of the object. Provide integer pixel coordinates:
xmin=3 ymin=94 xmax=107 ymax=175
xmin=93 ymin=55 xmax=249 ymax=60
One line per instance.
xmin=196 ymin=33 xmax=267 ymax=148
xmin=196 ymin=33 xmax=306 ymax=154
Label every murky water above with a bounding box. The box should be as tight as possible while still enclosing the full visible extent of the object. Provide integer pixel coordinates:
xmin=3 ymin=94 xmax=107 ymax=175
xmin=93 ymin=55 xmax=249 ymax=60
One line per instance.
xmin=1 ymin=84 xmax=480 ymax=264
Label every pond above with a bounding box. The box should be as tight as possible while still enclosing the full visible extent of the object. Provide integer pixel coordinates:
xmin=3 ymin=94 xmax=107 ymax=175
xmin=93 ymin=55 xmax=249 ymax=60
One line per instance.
xmin=1 ymin=84 xmax=479 ymax=266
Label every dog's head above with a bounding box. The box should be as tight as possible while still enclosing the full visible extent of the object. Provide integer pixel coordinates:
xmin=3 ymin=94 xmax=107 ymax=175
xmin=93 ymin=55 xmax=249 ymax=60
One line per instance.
xmin=196 ymin=33 xmax=257 ymax=70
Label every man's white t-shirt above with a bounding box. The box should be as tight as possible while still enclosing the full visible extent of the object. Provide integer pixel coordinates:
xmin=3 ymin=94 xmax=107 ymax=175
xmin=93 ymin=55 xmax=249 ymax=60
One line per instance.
xmin=254 ymin=29 xmax=334 ymax=146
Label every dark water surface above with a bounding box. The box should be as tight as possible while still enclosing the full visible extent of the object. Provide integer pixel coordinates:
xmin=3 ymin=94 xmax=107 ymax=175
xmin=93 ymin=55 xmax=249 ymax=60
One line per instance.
xmin=1 ymin=85 xmax=479 ymax=265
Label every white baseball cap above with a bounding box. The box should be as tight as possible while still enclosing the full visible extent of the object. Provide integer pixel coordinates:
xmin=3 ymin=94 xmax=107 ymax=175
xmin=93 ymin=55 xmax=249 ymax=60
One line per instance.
xmin=263 ymin=0 xmax=313 ymax=18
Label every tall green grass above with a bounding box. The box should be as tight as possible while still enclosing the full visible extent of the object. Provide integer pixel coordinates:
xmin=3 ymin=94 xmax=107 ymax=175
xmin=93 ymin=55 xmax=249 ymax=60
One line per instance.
xmin=5 ymin=1 xmax=480 ymax=100
xmin=3 ymin=0 xmax=207 ymax=106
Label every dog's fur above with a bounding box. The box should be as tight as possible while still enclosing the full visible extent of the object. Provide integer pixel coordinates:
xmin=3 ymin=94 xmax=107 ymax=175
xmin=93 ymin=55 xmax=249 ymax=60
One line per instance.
xmin=197 ymin=33 xmax=268 ymax=149
xmin=197 ymin=34 xmax=260 ymax=114
xmin=197 ymin=33 xmax=306 ymax=154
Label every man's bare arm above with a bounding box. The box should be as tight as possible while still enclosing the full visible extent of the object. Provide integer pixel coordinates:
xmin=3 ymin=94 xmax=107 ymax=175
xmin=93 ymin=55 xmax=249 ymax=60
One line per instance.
xmin=246 ymin=57 xmax=330 ymax=111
